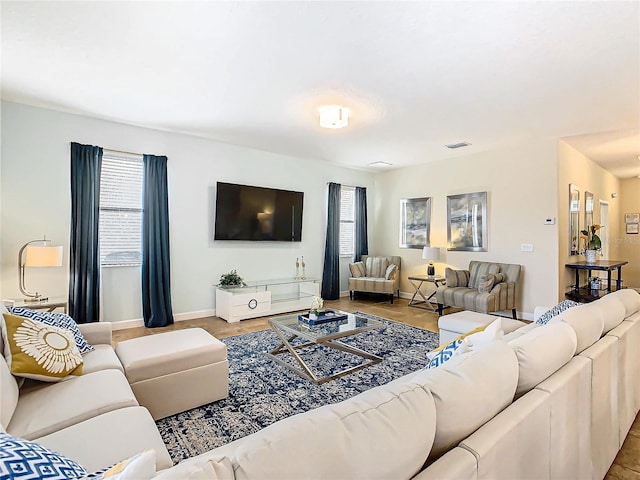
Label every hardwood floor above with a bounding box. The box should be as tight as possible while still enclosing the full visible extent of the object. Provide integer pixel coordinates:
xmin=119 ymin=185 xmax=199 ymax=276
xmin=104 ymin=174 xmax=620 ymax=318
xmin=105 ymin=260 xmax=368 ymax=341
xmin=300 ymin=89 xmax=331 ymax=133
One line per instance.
xmin=112 ymin=296 xmax=639 ymax=479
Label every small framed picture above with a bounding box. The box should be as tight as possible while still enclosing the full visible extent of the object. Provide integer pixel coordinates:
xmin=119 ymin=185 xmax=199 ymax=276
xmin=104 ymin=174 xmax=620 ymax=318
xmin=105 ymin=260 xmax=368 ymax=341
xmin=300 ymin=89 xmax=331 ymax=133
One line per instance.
xmin=624 ymin=213 xmax=639 ymax=224
xmin=626 ymin=223 xmax=639 ymax=234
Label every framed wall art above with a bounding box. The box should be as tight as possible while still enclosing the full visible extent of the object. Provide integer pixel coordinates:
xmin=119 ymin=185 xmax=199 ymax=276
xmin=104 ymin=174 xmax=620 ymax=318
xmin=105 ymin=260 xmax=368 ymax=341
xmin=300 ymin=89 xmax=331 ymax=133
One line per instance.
xmin=624 ymin=213 xmax=639 ymax=224
xmin=626 ymin=223 xmax=638 ymax=234
xmin=447 ymin=191 xmax=488 ymax=251
xmin=399 ymin=197 xmax=431 ymax=248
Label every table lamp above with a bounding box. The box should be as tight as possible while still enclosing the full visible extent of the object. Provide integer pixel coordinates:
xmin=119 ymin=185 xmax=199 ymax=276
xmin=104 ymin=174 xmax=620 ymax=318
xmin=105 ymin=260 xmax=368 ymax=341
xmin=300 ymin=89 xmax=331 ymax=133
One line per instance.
xmin=18 ymin=237 xmax=63 ymax=302
xmin=422 ymin=246 xmax=441 ymax=277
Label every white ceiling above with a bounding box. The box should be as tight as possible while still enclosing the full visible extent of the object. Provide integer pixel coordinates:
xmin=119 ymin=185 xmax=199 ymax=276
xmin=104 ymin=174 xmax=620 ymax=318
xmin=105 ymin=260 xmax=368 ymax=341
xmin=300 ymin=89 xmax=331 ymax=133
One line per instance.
xmin=2 ymin=1 xmax=639 ymax=176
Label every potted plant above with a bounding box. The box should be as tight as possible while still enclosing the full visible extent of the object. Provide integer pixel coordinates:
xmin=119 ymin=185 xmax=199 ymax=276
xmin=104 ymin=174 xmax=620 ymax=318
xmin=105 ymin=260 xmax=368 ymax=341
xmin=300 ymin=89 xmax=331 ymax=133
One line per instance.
xmin=309 ymin=296 xmax=324 ymax=320
xmin=581 ymin=224 xmax=603 ymax=264
xmin=218 ymin=270 xmax=247 ymax=287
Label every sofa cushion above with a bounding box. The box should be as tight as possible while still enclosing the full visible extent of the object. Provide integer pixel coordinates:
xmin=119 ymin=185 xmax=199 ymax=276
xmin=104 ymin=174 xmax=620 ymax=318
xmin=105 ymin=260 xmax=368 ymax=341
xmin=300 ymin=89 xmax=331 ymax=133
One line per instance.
xmin=365 ymin=256 xmax=389 ymax=278
xmin=444 ymin=268 xmax=470 ymax=287
xmin=0 ymin=431 xmax=87 ymax=479
xmin=535 ymin=300 xmax=581 ymax=325
xmin=349 ymin=261 xmax=366 ymax=278
xmin=550 ymin=303 xmax=604 ymax=353
xmin=230 ymin=376 xmax=437 ymax=480
xmin=384 ymin=263 xmax=397 ymax=280
xmin=85 ymin=449 xmax=156 ymax=480
xmin=606 ymin=288 xmax=640 ymax=318
xmin=411 ymin=340 xmax=519 ymax=459
xmin=468 ymin=262 xmax=500 ymax=289
xmin=153 ymin=458 xmax=235 ymax=480
xmin=81 ymin=344 xmax=124 ymax=375
xmin=594 ymin=294 xmax=627 ymax=334
xmin=508 ymin=322 xmax=577 ymax=397
xmin=7 ymin=369 xmax=138 ymax=440
xmin=9 ymin=307 xmax=94 ymax=354
xmin=0 ymin=356 xmax=19 ymax=428
xmin=2 ymin=313 xmax=84 ymax=382
xmin=35 ymin=407 xmax=172 ymax=473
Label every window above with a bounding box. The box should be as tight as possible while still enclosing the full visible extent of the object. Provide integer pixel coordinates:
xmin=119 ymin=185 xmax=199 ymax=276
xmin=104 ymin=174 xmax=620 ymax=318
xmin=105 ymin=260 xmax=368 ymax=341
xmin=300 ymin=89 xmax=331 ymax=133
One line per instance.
xmin=339 ymin=186 xmax=355 ymax=256
xmin=99 ymin=151 xmax=143 ymax=266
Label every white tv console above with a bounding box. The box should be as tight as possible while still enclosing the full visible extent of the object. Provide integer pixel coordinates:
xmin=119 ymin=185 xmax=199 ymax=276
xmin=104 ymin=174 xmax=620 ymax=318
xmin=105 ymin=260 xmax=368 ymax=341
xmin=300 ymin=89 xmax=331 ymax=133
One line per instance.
xmin=215 ymin=278 xmax=320 ymax=323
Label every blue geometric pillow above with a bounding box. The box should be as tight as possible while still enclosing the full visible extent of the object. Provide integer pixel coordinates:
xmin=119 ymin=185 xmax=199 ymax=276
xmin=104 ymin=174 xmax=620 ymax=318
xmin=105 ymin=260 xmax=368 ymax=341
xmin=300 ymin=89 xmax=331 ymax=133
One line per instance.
xmin=535 ymin=300 xmax=581 ymax=325
xmin=426 ymin=339 xmax=463 ymax=369
xmin=9 ymin=307 xmax=94 ymax=354
xmin=0 ymin=432 xmax=87 ymax=479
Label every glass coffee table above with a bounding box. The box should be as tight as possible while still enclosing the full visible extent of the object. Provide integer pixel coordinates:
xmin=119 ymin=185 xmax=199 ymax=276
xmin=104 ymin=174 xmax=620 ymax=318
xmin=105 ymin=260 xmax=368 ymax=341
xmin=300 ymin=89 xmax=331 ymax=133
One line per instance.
xmin=268 ymin=311 xmax=384 ymax=384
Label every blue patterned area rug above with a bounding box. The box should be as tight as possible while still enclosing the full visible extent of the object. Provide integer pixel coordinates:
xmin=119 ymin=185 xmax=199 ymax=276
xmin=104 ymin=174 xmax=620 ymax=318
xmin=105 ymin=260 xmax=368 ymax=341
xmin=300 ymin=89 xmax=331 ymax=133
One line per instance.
xmin=156 ymin=313 xmax=438 ymax=462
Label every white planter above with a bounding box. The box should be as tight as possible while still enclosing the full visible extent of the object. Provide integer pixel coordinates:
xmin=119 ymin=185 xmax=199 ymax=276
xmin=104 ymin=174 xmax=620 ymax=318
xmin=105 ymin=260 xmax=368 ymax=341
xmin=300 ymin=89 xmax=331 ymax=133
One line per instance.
xmin=309 ymin=312 xmax=318 ymax=320
xmin=585 ymin=249 xmax=597 ymax=264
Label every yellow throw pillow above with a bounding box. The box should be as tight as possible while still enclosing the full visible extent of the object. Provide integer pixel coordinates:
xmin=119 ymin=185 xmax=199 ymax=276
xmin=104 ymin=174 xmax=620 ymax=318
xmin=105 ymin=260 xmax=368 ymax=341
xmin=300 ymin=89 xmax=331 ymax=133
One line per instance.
xmin=430 ymin=323 xmax=490 ymax=356
xmin=2 ymin=313 xmax=83 ymax=381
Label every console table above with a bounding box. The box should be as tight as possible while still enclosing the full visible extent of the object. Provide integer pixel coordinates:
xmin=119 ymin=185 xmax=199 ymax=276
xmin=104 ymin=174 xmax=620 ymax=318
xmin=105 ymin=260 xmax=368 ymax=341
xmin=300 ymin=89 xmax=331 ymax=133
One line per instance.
xmin=565 ymin=260 xmax=628 ymax=303
xmin=215 ymin=278 xmax=320 ymax=323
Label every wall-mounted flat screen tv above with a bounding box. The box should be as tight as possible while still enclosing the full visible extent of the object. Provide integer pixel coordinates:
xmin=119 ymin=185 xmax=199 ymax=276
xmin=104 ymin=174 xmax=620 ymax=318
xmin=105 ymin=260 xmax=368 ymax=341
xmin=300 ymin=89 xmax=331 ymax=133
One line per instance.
xmin=214 ymin=182 xmax=304 ymax=241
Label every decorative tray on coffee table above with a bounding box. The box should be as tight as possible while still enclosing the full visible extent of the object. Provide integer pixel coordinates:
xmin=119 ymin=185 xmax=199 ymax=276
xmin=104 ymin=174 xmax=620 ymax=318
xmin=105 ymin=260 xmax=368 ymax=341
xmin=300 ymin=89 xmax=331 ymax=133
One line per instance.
xmin=298 ymin=309 xmax=348 ymax=326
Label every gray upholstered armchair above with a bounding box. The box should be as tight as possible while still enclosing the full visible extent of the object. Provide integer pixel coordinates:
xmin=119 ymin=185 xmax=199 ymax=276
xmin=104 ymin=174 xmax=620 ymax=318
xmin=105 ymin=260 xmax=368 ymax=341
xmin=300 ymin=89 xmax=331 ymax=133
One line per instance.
xmin=436 ymin=261 xmax=521 ymax=318
xmin=348 ymin=255 xmax=401 ymax=304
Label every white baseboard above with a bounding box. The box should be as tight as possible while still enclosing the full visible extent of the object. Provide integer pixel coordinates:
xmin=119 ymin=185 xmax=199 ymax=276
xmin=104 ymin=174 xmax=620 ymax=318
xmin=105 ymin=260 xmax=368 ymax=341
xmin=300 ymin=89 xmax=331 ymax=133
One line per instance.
xmin=109 ymin=309 xmax=216 ymax=330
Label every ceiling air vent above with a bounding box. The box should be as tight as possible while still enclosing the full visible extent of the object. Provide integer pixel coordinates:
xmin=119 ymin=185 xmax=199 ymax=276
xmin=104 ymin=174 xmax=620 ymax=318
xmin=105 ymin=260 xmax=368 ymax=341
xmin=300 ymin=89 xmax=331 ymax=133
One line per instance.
xmin=445 ymin=142 xmax=472 ymax=149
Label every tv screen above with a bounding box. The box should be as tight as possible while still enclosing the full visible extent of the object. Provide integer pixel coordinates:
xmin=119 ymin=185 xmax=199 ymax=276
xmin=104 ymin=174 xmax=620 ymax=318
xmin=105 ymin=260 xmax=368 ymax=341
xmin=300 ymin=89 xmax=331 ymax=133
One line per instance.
xmin=214 ymin=182 xmax=304 ymax=241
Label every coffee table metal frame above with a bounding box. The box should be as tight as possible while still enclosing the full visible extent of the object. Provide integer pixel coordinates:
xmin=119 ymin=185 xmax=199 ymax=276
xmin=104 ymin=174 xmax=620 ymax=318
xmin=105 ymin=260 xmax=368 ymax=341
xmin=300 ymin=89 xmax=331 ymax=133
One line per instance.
xmin=268 ymin=312 xmax=384 ymax=385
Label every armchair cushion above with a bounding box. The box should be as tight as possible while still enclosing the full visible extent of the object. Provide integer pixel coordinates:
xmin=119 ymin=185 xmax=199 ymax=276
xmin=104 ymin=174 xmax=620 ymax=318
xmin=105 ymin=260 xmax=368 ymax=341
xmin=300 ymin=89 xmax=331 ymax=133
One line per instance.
xmin=385 ymin=264 xmax=398 ymax=280
xmin=445 ymin=268 xmax=470 ymax=287
xmin=478 ymin=273 xmax=506 ymax=294
xmin=348 ymin=261 xmax=366 ymax=278
xmin=365 ymin=256 xmax=389 ymax=278
xmin=469 ymin=263 xmax=501 ymax=289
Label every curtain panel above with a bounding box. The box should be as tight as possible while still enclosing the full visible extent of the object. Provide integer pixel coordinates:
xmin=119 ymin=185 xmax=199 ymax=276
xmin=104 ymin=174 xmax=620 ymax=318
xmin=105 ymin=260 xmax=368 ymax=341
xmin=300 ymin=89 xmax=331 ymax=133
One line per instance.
xmin=354 ymin=186 xmax=369 ymax=262
xmin=321 ymin=182 xmax=341 ymax=300
xmin=69 ymin=142 xmax=102 ymax=323
xmin=142 ymin=154 xmax=174 ymax=328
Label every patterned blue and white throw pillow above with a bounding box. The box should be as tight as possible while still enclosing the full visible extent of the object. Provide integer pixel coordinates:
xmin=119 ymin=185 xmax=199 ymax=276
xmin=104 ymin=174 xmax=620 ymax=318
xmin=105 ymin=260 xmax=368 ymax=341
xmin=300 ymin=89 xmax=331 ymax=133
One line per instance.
xmin=0 ymin=432 xmax=87 ymax=479
xmin=535 ymin=300 xmax=581 ymax=325
xmin=9 ymin=307 xmax=94 ymax=354
xmin=426 ymin=339 xmax=463 ymax=369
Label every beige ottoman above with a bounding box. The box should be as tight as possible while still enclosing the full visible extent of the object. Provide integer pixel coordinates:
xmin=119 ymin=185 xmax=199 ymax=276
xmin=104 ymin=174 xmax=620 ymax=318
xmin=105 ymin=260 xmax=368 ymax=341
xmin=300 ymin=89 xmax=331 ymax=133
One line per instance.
xmin=115 ymin=328 xmax=229 ymax=420
xmin=438 ymin=311 xmax=527 ymax=346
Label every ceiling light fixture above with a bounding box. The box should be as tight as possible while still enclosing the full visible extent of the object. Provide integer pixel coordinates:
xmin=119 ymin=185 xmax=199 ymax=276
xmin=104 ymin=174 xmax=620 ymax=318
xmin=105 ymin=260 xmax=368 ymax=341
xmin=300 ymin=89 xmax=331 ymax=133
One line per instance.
xmin=319 ymin=105 xmax=349 ymax=129
xmin=445 ymin=142 xmax=472 ymax=149
xmin=368 ymin=161 xmax=392 ymax=168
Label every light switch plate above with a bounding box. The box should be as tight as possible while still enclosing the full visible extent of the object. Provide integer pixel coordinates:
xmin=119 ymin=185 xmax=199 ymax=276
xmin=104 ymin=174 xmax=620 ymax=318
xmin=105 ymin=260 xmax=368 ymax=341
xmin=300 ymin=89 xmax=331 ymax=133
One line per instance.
xmin=544 ymin=217 xmax=556 ymax=225
xmin=521 ymin=244 xmax=534 ymax=252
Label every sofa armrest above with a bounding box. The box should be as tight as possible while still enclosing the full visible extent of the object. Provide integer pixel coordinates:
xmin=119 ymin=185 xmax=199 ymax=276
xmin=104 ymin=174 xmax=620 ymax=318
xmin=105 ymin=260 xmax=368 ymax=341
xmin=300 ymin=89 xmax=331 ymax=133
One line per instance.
xmin=487 ymin=282 xmax=517 ymax=311
xmin=78 ymin=322 xmax=113 ymax=345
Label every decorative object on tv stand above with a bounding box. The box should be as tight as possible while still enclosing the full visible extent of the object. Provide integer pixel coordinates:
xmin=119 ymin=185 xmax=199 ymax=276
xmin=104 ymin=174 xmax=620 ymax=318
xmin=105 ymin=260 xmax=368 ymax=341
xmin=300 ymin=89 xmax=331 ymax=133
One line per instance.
xmin=301 ymin=256 xmax=306 ymax=279
xmin=581 ymin=224 xmax=602 ymax=264
xmin=295 ymin=257 xmax=300 ymax=279
xmin=218 ymin=270 xmax=246 ymax=287
xmin=18 ymin=237 xmax=63 ymax=302
xmin=309 ymin=296 xmax=324 ymax=320
xmin=421 ymin=246 xmax=441 ymax=277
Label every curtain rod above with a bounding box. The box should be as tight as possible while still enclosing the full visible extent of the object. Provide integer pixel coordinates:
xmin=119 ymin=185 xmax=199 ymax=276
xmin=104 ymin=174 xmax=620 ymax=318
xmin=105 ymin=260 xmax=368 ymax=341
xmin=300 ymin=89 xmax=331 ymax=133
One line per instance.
xmin=104 ymin=147 xmax=143 ymax=157
xmin=326 ymin=182 xmax=363 ymax=189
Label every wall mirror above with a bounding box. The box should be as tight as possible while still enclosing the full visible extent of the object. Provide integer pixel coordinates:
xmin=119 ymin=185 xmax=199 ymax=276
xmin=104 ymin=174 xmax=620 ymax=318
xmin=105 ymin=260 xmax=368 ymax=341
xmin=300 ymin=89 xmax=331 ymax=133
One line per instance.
xmin=569 ymin=184 xmax=580 ymax=255
xmin=584 ymin=191 xmax=594 ymax=229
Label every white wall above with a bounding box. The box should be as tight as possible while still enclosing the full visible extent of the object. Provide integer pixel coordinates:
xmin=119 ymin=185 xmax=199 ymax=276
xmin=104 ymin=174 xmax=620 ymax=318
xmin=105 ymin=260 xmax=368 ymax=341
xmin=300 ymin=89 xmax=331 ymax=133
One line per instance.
xmin=373 ymin=140 xmax=560 ymax=318
xmin=0 ymin=102 xmax=375 ymax=322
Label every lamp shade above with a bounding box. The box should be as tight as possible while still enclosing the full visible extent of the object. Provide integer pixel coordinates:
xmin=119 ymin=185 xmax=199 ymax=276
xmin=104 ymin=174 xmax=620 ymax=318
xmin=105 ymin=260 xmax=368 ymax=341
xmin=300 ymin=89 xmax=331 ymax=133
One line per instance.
xmin=25 ymin=245 xmax=63 ymax=267
xmin=422 ymin=246 xmax=441 ymax=262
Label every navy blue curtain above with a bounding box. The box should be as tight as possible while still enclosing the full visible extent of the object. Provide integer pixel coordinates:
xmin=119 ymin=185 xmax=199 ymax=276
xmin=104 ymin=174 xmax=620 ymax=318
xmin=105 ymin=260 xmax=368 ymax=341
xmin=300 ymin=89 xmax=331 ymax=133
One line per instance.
xmin=354 ymin=186 xmax=368 ymax=262
xmin=321 ymin=182 xmax=341 ymax=300
xmin=142 ymin=154 xmax=174 ymax=327
xmin=69 ymin=142 xmax=102 ymax=323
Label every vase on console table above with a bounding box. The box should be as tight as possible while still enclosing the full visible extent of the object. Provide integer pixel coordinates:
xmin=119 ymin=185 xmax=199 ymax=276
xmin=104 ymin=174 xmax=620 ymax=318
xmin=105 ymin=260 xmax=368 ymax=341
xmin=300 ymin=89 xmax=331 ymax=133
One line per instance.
xmin=585 ymin=249 xmax=597 ymax=264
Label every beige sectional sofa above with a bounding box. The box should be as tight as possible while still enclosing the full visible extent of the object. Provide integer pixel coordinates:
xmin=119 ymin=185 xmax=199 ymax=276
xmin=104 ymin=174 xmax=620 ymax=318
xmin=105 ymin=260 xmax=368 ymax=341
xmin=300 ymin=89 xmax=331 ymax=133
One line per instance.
xmin=0 ymin=317 xmax=173 ymax=472
xmin=143 ymin=288 xmax=640 ymax=479
xmin=2 ymin=289 xmax=639 ymax=478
